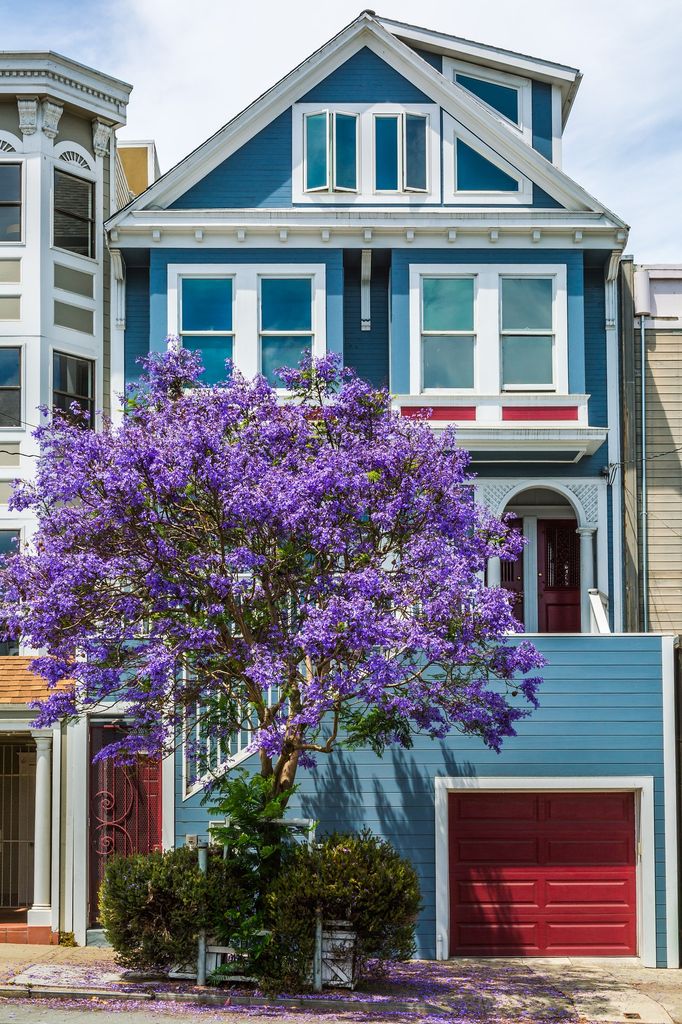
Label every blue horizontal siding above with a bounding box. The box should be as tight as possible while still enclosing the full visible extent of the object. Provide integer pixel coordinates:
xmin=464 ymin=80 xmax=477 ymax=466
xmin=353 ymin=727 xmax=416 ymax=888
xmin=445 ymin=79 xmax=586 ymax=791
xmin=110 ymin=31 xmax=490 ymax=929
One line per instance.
xmin=342 ymin=249 xmax=390 ymax=387
xmin=174 ymin=634 xmax=670 ymax=966
xmin=301 ymin=47 xmax=430 ymax=103
xmin=531 ymin=81 xmax=553 ymax=160
xmin=410 ymin=47 xmax=443 ymax=74
xmin=170 ymin=110 xmax=292 ymax=210
xmin=148 ymin=247 xmax=344 ymax=362
xmin=124 ymin=266 xmax=150 ymax=386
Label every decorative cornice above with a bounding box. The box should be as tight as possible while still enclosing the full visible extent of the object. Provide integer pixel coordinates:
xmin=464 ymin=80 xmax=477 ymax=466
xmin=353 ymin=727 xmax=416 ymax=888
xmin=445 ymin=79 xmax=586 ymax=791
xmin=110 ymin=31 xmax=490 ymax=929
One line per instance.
xmin=92 ymin=118 xmax=111 ymax=158
xmin=17 ymin=97 xmax=37 ymax=136
xmin=41 ymin=99 xmax=63 ymax=139
xmin=0 ymin=57 xmax=131 ymax=123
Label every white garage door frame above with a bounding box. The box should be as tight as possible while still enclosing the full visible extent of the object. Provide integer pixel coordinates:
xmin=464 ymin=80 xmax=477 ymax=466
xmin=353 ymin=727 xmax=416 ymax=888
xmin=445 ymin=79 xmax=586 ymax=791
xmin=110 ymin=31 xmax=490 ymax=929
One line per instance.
xmin=434 ymin=775 xmax=659 ymax=966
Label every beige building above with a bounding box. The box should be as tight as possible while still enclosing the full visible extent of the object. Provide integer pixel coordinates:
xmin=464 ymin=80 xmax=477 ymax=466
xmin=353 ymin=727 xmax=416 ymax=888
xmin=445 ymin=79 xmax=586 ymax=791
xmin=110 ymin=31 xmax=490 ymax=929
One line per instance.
xmin=620 ymin=260 xmax=682 ymax=633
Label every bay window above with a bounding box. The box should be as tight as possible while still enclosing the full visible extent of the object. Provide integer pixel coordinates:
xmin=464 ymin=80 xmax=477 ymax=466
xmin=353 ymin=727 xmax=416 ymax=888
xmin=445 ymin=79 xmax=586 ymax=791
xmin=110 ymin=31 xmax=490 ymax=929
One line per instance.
xmin=409 ymin=264 xmax=566 ymax=396
xmin=259 ymin=277 xmax=314 ymax=385
xmin=180 ymin=277 xmax=233 ymax=385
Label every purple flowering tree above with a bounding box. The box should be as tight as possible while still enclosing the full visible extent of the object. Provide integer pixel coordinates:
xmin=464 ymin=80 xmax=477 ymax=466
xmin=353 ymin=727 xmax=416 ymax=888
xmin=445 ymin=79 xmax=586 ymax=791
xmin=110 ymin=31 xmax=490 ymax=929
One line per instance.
xmin=0 ymin=348 xmax=543 ymax=801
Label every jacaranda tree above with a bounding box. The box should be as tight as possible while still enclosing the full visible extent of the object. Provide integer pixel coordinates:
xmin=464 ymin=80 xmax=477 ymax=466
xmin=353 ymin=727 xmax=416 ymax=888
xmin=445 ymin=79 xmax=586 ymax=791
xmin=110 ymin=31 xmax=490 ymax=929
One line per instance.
xmin=0 ymin=346 xmax=543 ymax=801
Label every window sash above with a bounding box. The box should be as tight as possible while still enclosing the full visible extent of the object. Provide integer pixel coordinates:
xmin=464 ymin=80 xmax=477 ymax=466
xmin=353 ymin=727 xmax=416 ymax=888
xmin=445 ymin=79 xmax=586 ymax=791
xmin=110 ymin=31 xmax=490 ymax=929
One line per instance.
xmin=304 ymin=111 xmax=358 ymax=194
xmin=420 ymin=276 xmax=476 ymax=391
xmin=53 ymin=170 xmax=95 ymax=259
xmin=259 ymin=276 xmax=314 ymax=385
xmin=499 ymin=276 xmax=555 ymax=390
xmin=374 ymin=113 xmax=428 ymax=193
xmin=52 ymin=351 xmax=95 ymax=424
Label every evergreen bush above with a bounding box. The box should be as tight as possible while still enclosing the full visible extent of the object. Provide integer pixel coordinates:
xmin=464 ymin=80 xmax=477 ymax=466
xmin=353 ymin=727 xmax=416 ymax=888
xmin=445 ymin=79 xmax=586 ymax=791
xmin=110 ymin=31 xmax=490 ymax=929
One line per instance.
xmin=262 ymin=830 xmax=421 ymax=990
xmin=99 ymin=845 xmax=248 ymax=973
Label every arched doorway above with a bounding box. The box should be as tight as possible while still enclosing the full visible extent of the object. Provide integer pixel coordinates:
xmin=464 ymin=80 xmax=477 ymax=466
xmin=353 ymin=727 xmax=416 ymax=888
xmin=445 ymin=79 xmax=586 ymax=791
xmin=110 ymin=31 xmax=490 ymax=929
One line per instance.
xmin=497 ymin=487 xmax=584 ymax=633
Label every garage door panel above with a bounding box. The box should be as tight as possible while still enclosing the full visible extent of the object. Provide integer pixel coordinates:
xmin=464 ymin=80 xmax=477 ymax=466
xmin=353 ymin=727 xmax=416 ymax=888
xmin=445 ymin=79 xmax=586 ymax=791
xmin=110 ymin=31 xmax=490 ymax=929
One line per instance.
xmin=455 ymin=921 xmax=541 ymax=951
xmin=452 ymin=793 xmax=539 ymax=822
xmin=546 ymin=838 xmax=633 ymax=866
xmin=545 ymin=793 xmax=634 ymax=823
xmin=457 ymin=879 xmax=539 ymax=906
xmin=456 ymin=838 xmax=539 ymax=864
xmin=545 ymin=879 xmax=634 ymax=907
xmin=545 ymin=920 xmax=635 ymax=953
xmin=449 ymin=792 xmax=636 ymax=957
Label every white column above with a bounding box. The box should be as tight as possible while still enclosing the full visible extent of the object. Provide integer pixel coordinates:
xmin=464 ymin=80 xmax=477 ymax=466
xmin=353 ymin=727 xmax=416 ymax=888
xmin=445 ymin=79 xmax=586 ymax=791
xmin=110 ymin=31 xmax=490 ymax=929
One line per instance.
xmin=577 ymin=527 xmax=596 ymax=633
xmin=28 ymin=730 xmax=52 ymax=926
xmin=487 ymin=557 xmax=501 ymax=587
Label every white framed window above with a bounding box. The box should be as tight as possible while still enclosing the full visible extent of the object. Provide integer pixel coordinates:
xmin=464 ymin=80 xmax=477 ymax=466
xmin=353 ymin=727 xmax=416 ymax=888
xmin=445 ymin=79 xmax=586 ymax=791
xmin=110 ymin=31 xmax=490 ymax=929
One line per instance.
xmin=409 ymin=264 xmax=568 ymax=396
xmin=168 ymin=264 xmax=327 ymax=386
xmin=442 ymin=115 xmax=532 ymax=205
xmin=444 ymin=57 xmax=532 ymax=141
xmin=293 ymin=103 xmax=440 ymax=204
xmin=0 ymin=345 xmax=22 ymax=428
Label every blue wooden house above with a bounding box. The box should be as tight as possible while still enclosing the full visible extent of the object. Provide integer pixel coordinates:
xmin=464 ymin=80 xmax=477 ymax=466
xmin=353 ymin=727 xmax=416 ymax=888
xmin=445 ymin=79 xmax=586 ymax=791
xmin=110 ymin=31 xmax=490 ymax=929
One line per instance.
xmin=105 ymin=14 xmax=679 ymax=967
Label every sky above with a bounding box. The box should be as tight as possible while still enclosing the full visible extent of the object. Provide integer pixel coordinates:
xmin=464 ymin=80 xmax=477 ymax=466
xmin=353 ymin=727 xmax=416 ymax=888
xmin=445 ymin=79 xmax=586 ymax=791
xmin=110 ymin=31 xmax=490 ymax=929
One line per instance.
xmin=2 ymin=0 xmax=681 ymax=261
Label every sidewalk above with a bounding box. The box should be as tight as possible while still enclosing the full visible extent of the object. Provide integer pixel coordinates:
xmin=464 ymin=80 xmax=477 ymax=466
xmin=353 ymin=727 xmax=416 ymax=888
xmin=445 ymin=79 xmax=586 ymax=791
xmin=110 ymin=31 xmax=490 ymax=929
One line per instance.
xmin=0 ymin=944 xmax=677 ymax=1023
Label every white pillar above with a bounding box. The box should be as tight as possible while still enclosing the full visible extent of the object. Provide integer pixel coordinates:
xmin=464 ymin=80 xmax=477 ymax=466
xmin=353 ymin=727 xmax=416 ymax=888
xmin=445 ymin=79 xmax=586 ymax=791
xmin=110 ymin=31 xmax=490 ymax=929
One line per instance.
xmin=487 ymin=557 xmax=501 ymax=587
xmin=28 ymin=730 xmax=52 ymax=927
xmin=577 ymin=527 xmax=596 ymax=633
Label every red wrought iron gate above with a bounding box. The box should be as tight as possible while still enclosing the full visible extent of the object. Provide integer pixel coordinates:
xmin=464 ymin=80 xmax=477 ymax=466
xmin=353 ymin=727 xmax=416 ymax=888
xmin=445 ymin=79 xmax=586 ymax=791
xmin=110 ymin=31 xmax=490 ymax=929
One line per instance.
xmin=88 ymin=724 xmax=162 ymax=927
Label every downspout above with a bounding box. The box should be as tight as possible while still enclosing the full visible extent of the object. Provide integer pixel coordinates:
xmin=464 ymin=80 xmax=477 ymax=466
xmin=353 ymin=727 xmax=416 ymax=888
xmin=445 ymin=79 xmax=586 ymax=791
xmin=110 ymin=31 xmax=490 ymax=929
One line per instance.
xmin=634 ymin=269 xmax=651 ymax=631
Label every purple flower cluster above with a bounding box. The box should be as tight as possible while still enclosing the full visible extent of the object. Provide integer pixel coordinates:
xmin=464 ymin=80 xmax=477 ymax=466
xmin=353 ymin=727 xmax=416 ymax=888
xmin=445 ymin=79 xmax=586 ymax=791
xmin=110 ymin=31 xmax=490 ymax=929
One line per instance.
xmin=0 ymin=349 xmax=543 ymax=784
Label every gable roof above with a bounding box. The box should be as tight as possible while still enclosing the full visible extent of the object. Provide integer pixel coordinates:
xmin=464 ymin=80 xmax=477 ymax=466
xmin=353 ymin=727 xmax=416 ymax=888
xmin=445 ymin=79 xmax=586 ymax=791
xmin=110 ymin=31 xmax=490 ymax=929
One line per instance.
xmin=107 ymin=12 xmax=625 ymax=233
xmin=377 ymin=16 xmax=582 ymax=125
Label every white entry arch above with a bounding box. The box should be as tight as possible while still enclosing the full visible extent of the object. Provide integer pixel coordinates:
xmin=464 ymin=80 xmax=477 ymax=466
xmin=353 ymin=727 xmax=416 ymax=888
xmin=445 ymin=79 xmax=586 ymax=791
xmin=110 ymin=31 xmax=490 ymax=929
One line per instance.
xmin=475 ymin=477 xmax=608 ymax=632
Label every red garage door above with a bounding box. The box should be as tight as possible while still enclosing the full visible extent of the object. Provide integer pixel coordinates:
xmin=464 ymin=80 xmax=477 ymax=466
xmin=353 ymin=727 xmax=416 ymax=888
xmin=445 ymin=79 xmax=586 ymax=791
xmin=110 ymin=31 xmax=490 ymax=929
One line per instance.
xmin=449 ymin=791 xmax=636 ymax=956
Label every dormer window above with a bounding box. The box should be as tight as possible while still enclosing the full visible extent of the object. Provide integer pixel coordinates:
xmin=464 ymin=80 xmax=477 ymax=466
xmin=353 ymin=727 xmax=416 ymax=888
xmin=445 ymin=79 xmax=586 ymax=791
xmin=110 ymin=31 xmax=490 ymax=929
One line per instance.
xmin=374 ymin=112 xmax=427 ymax=193
xmin=304 ymin=111 xmax=358 ymax=193
xmin=294 ymin=103 xmax=440 ymax=204
xmin=455 ymin=73 xmax=519 ymax=125
xmin=443 ymin=57 xmax=532 ymax=143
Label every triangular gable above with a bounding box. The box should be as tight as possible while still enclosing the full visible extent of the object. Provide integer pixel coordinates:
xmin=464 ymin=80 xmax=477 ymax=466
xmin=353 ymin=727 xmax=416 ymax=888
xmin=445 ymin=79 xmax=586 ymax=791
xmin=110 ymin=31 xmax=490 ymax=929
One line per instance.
xmin=107 ymin=13 xmax=626 ymax=229
xmin=301 ymin=46 xmax=430 ymax=104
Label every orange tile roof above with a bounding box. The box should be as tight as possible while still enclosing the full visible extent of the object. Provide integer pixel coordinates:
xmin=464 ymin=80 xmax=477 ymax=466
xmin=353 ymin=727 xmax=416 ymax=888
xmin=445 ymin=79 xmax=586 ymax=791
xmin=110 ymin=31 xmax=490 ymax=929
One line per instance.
xmin=0 ymin=657 xmax=71 ymax=706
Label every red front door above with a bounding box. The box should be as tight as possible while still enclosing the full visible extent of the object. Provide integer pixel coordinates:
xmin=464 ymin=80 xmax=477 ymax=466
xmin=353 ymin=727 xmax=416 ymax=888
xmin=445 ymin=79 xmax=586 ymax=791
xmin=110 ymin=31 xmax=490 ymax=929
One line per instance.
xmin=88 ymin=725 xmax=162 ymax=927
xmin=449 ymin=791 xmax=637 ymax=956
xmin=537 ymin=519 xmax=581 ymax=633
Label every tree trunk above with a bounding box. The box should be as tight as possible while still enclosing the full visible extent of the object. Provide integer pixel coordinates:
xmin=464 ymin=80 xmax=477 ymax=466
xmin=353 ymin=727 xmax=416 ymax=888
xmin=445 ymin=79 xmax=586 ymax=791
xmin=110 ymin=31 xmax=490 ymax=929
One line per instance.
xmin=271 ymin=749 xmax=300 ymax=803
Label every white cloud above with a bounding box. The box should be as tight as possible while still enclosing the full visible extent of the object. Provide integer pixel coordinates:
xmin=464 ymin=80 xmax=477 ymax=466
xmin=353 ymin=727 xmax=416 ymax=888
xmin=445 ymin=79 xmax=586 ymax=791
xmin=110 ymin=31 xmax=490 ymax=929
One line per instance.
xmin=5 ymin=0 xmax=681 ymax=259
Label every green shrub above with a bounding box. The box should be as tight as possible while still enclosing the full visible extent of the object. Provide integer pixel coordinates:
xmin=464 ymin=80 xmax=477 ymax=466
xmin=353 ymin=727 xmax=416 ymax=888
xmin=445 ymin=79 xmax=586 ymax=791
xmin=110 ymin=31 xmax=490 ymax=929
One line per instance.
xmin=99 ymin=845 xmax=249 ymax=973
xmin=262 ymin=830 xmax=421 ymax=991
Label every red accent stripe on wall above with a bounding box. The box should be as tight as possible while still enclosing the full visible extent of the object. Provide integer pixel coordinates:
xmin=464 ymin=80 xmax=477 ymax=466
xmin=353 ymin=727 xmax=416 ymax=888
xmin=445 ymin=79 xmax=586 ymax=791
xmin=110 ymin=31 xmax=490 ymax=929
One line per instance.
xmin=502 ymin=406 xmax=579 ymax=421
xmin=401 ymin=406 xmax=476 ymax=421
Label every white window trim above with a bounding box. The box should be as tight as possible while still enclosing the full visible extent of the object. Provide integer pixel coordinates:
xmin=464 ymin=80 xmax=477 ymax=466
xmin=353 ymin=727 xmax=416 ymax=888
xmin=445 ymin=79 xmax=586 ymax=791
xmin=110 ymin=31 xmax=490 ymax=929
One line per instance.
xmin=443 ymin=115 xmax=532 ymax=205
xmin=434 ymin=775 xmax=658 ymax=967
xmin=409 ymin=263 xmax=568 ymax=396
xmin=303 ymin=110 xmax=360 ymax=194
xmin=293 ymin=102 xmax=441 ymax=205
xmin=167 ymin=263 xmax=326 ymax=382
xmin=444 ymin=57 xmax=532 ymax=143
